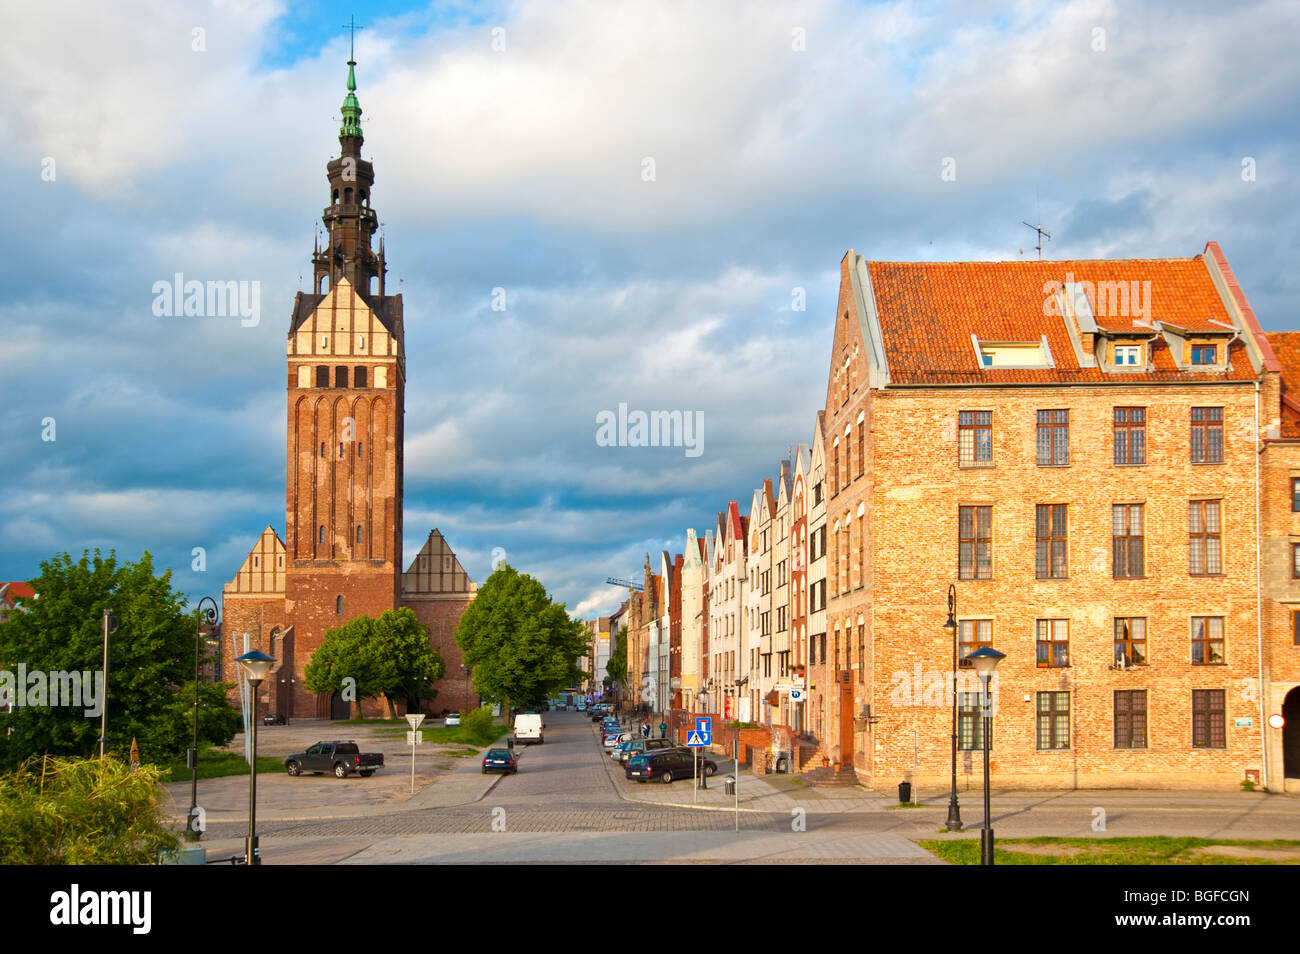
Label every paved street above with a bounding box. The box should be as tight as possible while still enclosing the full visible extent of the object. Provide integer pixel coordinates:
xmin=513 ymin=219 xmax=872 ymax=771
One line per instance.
xmin=194 ymin=710 xmax=1300 ymax=864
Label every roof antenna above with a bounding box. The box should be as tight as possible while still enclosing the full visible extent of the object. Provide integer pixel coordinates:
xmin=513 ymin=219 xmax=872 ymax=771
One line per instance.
xmin=1022 ymin=221 xmax=1052 ymax=260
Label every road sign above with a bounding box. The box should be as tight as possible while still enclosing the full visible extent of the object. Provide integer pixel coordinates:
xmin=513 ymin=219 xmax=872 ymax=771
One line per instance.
xmin=1269 ymin=713 xmax=1286 ymax=729
xmin=686 ymin=731 xmax=706 ymax=747
xmin=405 ymin=730 xmax=423 ymax=745
xmin=792 ymin=673 xmax=805 ymax=689
xmin=405 ymin=713 xmax=426 ymax=729
xmin=695 ymin=717 xmax=712 ymax=744
xmin=790 ymin=689 xmax=804 ymax=702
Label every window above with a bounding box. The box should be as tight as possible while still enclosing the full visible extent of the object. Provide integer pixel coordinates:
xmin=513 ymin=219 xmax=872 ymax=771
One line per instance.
xmin=1035 ymin=504 xmax=1068 ymax=579
xmin=1293 ymin=544 xmax=1300 ymax=579
xmin=336 ymin=595 xmax=344 ymax=614
xmin=320 ymin=441 xmax=326 ymax=458
xmin=1295 ymin=611 xmax=1300 ymax=647
xmin=1190 ymin=407 xmax=1223 ymax=463
xmin=354 ymin=366 xmax=367 ymax=388
xmin=1036 ymin=691 xmax=1070 ymax=749
xmin=857 ymin=420 xmax=865 ymax=477
xmin=958 ymin=692 xmax=988 ymax=750
xmin=1114 ymin=690 xmax=1147 ymax=749
xmin=1036 ymin=410 xmax=1069 ymax=465
xmin=1114 ymin=408 xmax=1146 ymax=465
xmin=334 ymin=366 xmax=348 ymax=388
xmin=356 ymin=525 xmax=363 ymax=544
xmin=958 ymin=619 xmax=992 ymax=668
xmin=358 ymin=442 xmax=363 ymax=458
xmin=318 ymin=525 xmax=325 ymax=543
xmin=1191 ymin=616 xmax=1225 ymax=664
xmin=1114 ymin=618 xmax=1147 ymax=666
xmin=1036 ymin=619 xmax=1069 ymax=668
xmin=1190 ymin=344 xmax=1217 ymax=365
xmin=1192 ymin=689 xmax=1226 ymax=748
xmin=1293 ymin=478 xmax=1300 ymax=511
xmin=819 ymin=632 xmax=826 ymax=661
xmin=958 ymin=506 xmax=992 ymax=580
xmin=316 ymin=365 xmax=329 ymax=388
xmin=858 ymin=625 xmax=865 ymax=684
xmin=1114 ymin=344 xmax=1142 ymax=366
xmin=958 ymin=411 xmax=993 ymax=466
xmin=1189 ymin=500 xmax=1222 ymax=575
xmin=1112 ymin=504 xmax=1144 ymax=577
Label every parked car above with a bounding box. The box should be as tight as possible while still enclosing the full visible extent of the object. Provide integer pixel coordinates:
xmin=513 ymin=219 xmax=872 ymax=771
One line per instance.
xmin=445 ymin=713 xmax=461 ymax=727
xmin=284 ymin=741 xmax=384 ymax=779
xmin=626 ymin=748 xmax=717 ymax=783
xmin=603 ymin=731 xmax=633 ymax=748
xmin=481 ymin=748 xmax=518 ymax=774
xmin=262 ymin=712 xmax=286 ymax=725
xmin=617 ymin=737 xmax=677 ymax=766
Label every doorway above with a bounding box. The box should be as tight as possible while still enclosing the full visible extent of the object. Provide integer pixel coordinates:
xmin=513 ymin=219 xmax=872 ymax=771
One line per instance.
xmin=1284 ymin=686 xmax=1300 ymax=779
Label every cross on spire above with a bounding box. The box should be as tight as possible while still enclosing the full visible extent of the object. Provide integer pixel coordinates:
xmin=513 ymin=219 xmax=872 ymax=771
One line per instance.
xmin=343 ymin=15 xmax=362 ymax=63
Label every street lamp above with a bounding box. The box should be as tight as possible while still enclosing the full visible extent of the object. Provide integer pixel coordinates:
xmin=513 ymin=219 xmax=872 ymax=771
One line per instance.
xmin=98 ymin=608 xmax=119 ymax=758
xmin=944 ymin=585 xmax=962 ymax=831
xmin=186 ymin=597 xmax=220 ymax=841
xmin=966 ymin=645 xmax=1005 ymax=866
xmin=235 ymin=649 xmax=275 ymax=866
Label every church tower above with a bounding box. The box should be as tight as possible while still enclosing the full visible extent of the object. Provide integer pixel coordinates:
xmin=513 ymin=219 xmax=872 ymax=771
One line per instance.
xmin=283 ymin=48 xmax=405 ymax=718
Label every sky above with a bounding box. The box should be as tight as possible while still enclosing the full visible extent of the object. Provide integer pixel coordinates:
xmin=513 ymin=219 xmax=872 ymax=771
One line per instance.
xmin=2 ymin=0 xmax=1298 ymax=620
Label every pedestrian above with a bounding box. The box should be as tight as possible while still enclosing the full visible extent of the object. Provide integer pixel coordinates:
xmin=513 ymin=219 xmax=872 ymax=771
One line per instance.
xmin=641 ymin=721 xmax=650 ymax=738
xmin=659 ymin=720 xmax=667 ymax=739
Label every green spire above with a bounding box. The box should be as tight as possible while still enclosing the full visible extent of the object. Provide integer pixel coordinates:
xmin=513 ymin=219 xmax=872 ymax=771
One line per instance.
xmin=339 ymin=17 xmax=363 ymax=139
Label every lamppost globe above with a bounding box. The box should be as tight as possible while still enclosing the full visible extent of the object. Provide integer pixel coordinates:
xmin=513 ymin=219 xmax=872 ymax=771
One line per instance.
xmin=236 ymin=650 xmax=275 ymax=685
xmin=234 ymin=648 xmax=274 ymax=865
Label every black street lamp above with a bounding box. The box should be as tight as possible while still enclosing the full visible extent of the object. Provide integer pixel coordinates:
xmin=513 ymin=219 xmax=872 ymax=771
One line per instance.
xmin=186 ymin=597 xmax=220 ymax=841
xmin=944 ymin=584 xmax=962 ymax=832
xmin=967 ymin=646 xmax=1005 ymax=866
xmin=236 ymin=649 xmax=275 ymax=866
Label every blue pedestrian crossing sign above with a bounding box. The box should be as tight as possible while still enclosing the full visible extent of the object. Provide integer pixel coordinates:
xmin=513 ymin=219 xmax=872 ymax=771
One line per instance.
xmin=686 ymin=731 xmax=706 ymax=747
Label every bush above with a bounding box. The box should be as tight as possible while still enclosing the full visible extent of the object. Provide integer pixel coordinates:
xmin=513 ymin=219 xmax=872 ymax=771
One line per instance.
xmin=0 ymin=755 xmax=179 ymax=864
xmin=460 ymin=706 xmax=498 ymax=746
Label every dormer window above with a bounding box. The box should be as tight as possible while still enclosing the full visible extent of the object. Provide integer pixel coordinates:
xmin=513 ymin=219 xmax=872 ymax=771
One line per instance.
xmin=975 ymin=337 xmax=1052 ymax=369
xmin=1191 ymin=344 xmax=1217 ymax=365
xmin=1115 ymin=344 xmax=1142 ymax=366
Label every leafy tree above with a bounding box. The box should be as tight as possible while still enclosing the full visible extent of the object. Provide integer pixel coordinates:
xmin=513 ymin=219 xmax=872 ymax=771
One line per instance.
xmin=304 ymin=608 xmax=443 ymax=718
xmin=0 ymin=551 xmax=237 ymax=768
xmin=454 ymin=564 xmax=588 ymax=721
xmin=607 ymin=624 xmax=628 ymax=688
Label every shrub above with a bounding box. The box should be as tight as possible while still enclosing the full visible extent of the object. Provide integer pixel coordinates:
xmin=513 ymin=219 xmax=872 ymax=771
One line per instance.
xmin=460 ymin=706 xmax=498 ymax=745
xmin=0 ymin=755 xmax=179 ymax=864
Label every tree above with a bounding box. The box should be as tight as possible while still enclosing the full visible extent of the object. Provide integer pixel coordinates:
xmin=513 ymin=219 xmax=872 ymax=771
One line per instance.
xmin=454 ymin=564 xmax=588 ymax=721
xmin=0 ymin=550 xmax=238 ymax=768
xmin=304 ymin=608 xmax=443 ymax=718
xmin=607 ymin=624 xmax=628 ymax=688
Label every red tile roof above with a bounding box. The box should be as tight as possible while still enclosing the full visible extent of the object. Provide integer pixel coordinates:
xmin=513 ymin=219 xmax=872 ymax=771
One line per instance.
xmin=1 ymin=581 xmax=35 ymax=603
xmin=866 ymin=255 xmax=1255 ymax=386
xmin=1265 ymin=332 xmax=1300 ymax=438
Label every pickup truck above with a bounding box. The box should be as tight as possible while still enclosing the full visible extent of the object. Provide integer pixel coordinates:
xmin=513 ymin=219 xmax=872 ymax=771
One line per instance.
xmin=284 ymin=741 xmax=384 ymax=779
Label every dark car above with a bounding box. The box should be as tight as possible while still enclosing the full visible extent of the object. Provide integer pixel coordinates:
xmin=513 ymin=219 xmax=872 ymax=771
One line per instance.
xmin=617 ymin=737 xmax=677 ymax=766
xmin=626 ymin=748 xmax=717 ymax=783
xmin=262 ymin=712 xmax=286 ymax=725
xmin=284 ymin=741 xmax=384 ymax=779
xmin=482 ymin=748 xmax=518 ymax=775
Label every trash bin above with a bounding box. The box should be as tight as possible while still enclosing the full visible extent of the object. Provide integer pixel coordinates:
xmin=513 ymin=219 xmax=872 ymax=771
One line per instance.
xmin=724 ymin=776 xmax=736 ymax=795
xmin=898 ymin=781 xmax=912 ymax=804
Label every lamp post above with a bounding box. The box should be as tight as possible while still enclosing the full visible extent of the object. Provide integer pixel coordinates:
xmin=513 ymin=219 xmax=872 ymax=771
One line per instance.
xmin=943 ymin=584 xmax=962 ymax=831
xmin=966 ymin=646 xmax=1005 ymax=866
xmin=186 ymin=597 xmax=220 ymax=841
xmin=98 ymin=608 xmax=118 ymax=758
xmin=235 ymin=649 xmax=275 ymax=866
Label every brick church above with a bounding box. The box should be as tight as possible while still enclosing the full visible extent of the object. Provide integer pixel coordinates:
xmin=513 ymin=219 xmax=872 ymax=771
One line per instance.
xmin=220 ymin=51 xmax=477 ymax=720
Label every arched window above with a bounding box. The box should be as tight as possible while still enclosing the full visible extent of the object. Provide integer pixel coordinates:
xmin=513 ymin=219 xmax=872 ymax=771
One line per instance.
xmin=319 ymin=525 xmax=325 ymax=543
xmin=316 ymin=365 xmax=329 ymax=388
xmin=344 ymin=187 xmax=353 ymax=204
xmin=332 ymin=189 xmax=339 ymax=204
xmin=335 ymin=595 xmax=343 ymax=615
xmin=356 ymin=525 xmax=363 ymax=543
xmin=358 ymin=442 xmax=363 ymax=458
xmin=319 ymin=442 xmax=325 ymax=458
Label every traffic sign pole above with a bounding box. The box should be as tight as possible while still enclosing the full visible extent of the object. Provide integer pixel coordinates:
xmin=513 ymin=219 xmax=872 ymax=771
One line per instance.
xmin=406 ymin=713 xmax=426 ymax=794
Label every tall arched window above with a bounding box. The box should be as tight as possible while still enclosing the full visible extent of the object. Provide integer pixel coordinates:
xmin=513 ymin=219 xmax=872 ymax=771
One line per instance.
xmin=318 ymin=525 xmax=325 ymax=543
xmin=336 ymin=595 xmax=343 ymax=615
xmin=356 ymin=525 xmax=363 ymax=543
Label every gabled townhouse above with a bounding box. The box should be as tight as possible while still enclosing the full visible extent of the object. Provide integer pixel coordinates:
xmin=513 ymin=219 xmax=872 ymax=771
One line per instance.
xmin=790 ymin=446 xmax=810 ymax=733
xmin=746 ymin=483 xmax=773 ymax=723
xmin=807 ymin=414 xmax=830 ymax=746
xmin=823 ymin=241 xmax=1276 ymax=790
xmin=680 ymin=530 xmax=706 ymax=714
xmin=709 ymin=502 xmax=747 ymax=720
xmin=773 ymin=459 xmax=792 ymax=727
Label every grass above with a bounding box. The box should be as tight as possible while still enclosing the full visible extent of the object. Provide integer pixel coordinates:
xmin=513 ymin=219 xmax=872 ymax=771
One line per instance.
xmin=920 ymin=836 xmax=1300 ymax=865
xmin=152 ymin=747 xmax=283 ymax=781
xmin=367 ymin=721 xmax=508 ymax=747
xmin=437 ymin=746 xmax=481 ymax=758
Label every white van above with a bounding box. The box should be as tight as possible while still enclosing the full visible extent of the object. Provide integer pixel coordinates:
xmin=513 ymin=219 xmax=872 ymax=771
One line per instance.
xmin=513 ymin=712 xmax=544 ymax=745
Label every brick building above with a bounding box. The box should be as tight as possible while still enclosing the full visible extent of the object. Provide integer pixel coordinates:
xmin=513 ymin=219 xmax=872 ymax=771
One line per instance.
xmin=220 ymin=55 xmax=476 ymax=720
xmin=822 ymin=242 xmax=1284 ymax=790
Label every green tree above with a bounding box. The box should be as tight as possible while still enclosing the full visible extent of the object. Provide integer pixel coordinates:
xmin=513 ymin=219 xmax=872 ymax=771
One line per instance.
xmin=607 ymin=624 xmax=628 ymax=688
xmin=304 ymin=608 xmax=443 ymax=718
xmin=454 ymin=564 xmax=587 ymax=721
xmin=0 ymin=551 xmax=237 ymax=768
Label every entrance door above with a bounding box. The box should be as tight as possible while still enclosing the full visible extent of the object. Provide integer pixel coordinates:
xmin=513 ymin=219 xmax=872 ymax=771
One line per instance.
xmin=1285 ymin=687 xmax=1300 ymax=779
xmin=838 ymin=670 xmax=854 ymax=765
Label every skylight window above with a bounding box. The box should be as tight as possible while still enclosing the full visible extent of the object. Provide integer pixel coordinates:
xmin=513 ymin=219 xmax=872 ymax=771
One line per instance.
xmin=976 ymin=340 xmax=1051 ymax=368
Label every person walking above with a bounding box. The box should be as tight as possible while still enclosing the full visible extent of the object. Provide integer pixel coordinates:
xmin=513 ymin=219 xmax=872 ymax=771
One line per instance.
xmin=659 ymin=720 xmax=667 ymax=739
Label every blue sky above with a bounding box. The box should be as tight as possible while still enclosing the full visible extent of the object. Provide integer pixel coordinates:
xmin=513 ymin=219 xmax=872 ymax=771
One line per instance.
xmin=2 ymin=0 xmax=1298 ymax=619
